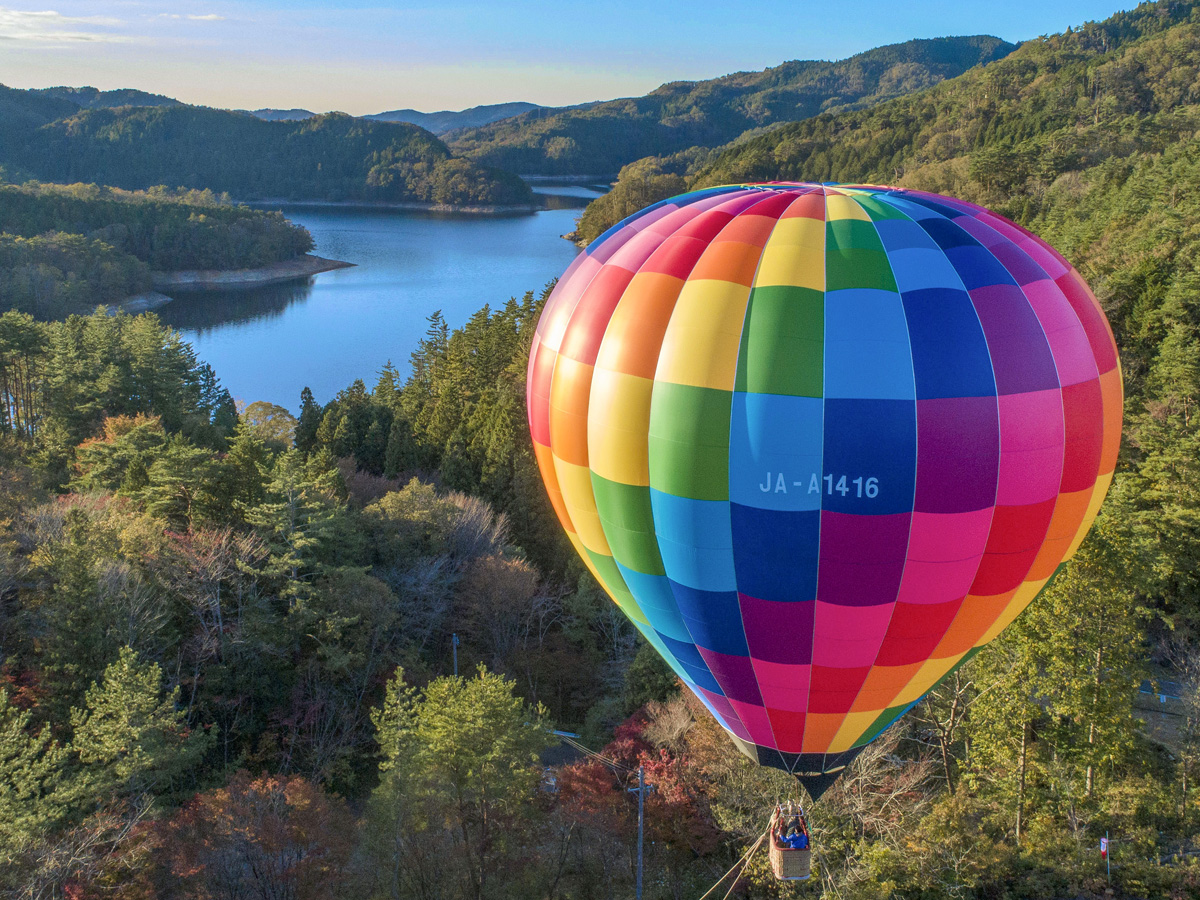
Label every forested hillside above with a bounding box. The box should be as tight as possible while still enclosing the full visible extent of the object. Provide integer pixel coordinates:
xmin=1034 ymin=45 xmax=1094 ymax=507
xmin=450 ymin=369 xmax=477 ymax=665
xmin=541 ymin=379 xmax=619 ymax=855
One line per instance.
xmin=0 ymin=303 xmax=690 ymax=896
xmin=573 ymin=0 xmax=1200 ymax=244
xmin=0 ymin=182 xmax=312 ymax=318
xmin=4 ymin=264 xmax=1198 ymax=896
xmin=32 ymin=86 xmax=180 ymax=111
xmin=676 ymin=0 xmax=1200 ymax=637
xmin=0 ymin=91 xmax=532 ymax=207
xmin=447 ymin=36 xmax=1014 ymax=176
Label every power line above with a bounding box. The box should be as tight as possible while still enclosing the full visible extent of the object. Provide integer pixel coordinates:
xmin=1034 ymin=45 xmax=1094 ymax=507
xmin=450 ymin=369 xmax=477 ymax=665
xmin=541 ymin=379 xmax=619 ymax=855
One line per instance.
xmin=559 ymin=735 xmax=636 ymax=774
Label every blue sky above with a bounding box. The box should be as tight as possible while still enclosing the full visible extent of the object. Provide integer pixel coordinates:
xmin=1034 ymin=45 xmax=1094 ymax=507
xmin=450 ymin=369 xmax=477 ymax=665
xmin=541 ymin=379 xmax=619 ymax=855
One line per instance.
xmin=0 ymin=0 xmax=1136 ymax=114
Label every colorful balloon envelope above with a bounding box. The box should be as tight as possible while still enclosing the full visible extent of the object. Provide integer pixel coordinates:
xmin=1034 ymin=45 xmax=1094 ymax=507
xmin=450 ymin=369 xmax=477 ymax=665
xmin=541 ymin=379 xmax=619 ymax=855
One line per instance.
xmin=526 ymin=182 xmax=1121 ymax=796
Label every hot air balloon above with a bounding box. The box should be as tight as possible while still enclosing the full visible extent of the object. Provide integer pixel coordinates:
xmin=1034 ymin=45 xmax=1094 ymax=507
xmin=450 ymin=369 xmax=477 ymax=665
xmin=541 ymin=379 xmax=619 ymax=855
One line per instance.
xmin=526 ymin=182 xmax=1121 ymax=801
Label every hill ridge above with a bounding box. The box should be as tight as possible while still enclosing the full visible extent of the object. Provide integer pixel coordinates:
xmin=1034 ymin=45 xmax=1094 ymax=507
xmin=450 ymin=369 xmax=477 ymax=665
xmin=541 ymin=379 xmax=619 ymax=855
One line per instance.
xmin=446 ymin=34 xmax=1016 ymax=176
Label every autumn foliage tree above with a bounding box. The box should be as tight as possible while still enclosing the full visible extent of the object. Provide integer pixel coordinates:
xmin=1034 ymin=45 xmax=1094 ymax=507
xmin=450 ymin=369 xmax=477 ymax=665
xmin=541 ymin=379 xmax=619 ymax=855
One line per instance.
xmin=157 ymin=771 xmax=354 ymax=900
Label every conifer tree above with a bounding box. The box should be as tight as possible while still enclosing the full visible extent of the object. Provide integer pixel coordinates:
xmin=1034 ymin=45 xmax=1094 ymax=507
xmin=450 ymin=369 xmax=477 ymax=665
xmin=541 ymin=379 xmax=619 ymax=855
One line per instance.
xmin=0 ymin=689 xmax=72 ymax=865
xmin=70 ymin=646 xmax=211 ymax=800
xmin=243 ymin=449 xmax=344 ymax=605
xmin=295 ymin=386 xmax=323 ymax=453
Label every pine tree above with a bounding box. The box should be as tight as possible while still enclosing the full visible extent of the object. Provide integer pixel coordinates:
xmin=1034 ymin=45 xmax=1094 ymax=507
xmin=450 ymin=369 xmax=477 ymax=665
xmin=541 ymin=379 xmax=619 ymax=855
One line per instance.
xmin=69 ymin=646 xmax=211 ymax=800
xmin=359 ymin=416 xmax=389 ymax=475
xmin=243 ymin=449 xmax=344 ymax=605
xmin=295 ymin=386 xmax=323 ymax=453
xmin=383 ymin=411 xmax=420 ymax=477
xmin=210 ymin=421 xmax=269 ymax=524
xmin=141 ymin=435 xmax=218 ymax=531
xmin=364 ymin=666 xmax=553 ymax=900
xmin=0 ymin=689 xmax=72 ymax=863
xmin=374 ymin=360 xmax=402 ymax=409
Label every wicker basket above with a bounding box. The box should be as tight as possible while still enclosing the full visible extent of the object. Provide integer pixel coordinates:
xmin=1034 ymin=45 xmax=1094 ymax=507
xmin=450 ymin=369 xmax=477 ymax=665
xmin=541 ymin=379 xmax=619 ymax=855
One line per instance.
xmin=769 ymin=839 xmax=812 ymax=880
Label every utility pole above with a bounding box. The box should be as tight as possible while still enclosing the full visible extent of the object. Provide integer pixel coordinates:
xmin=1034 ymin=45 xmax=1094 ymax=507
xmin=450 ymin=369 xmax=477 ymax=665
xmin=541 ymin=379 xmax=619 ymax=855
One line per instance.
xmin=627 ymin=764 xmax=653 ymax=900
xmin=1106 ymin=831 xmax=1111 ymax=885
xmin=451 ymin=633 xmax=460 ymax=677
xmin=636 ymin=765 xmax=645 ymax=900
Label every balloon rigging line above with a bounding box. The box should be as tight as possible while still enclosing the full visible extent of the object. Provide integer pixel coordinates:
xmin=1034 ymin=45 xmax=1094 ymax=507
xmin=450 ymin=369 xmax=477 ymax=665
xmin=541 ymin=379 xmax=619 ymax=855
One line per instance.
xmin=694 ymin=826 xmax=769 ymax=900
xmin=556 ymin=732 xmax=782 ymax=896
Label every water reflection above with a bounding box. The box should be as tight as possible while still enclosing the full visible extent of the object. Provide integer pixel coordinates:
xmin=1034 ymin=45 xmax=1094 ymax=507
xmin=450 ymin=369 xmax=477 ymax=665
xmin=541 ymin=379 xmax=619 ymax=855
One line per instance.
xmin=160 ymin=280 xmax=315 ymax=333
xmin=169 ymin=192 xmax=602 ymax=407
xmin=534 ymin=183 xmax=613 ymax=208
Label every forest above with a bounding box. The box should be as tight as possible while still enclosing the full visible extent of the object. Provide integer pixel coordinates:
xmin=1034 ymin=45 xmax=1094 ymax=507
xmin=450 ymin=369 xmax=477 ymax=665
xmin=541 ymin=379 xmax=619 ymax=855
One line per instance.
xmin=0 ymin=182 xmax=313 ymax=319
xmin=446 ymin=36 xmax=1015 ymax=177
xmin=1 ymin=0 xmax=1200 ymax=897
xmin=1 ymin=269 xmax=1198 ymax=898
xmin=0 ymin=94 xmax=532 ymax=208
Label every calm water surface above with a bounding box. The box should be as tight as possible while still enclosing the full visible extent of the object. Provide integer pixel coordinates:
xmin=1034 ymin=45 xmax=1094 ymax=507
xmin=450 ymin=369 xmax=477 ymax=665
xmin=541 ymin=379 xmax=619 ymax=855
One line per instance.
xmin=159 ymin=185 xmax=605 ymax=409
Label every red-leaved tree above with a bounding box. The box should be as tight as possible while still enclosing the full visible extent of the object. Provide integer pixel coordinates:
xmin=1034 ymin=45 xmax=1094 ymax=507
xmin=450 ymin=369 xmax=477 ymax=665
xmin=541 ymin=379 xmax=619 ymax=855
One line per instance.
xmin=156 ymin=771 xmax=353 ymax=900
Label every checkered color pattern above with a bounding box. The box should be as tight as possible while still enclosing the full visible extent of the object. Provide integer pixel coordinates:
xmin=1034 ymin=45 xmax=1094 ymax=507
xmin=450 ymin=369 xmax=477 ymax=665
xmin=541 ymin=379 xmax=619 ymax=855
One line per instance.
xmin=526 ymin=182 xmax=1122 ymax=777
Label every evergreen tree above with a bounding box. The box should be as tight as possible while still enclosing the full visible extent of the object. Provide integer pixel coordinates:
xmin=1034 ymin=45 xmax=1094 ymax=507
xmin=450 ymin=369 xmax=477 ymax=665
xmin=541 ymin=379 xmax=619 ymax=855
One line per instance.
xmin=243 ymin=449 xmax=346 ymax=605
xmin=374 ymin=360 xmax=402 ymax=409
xmin=364 ymin=666 xmax=554 ymax=900
xmin=70 ymin=646 xmax=211 ymax=800
xmin=295 ymin=386 xmax=323 ymax=453
xmin=141 ymin=435 xmax=219 ymax=531
xmin=210 ymin=421 xmax=269 ymax=524
xmin=383 ymin=411 xmax=420 ymax=478
xmin=360 ymin=416 xmax=389 ymax=475
xmin=0 ymin=689 xmax=72 ymax=865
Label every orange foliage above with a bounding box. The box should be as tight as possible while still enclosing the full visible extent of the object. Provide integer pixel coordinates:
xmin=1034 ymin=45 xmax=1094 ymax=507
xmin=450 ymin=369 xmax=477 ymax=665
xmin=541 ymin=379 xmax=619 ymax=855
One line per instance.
xmin=156 ymin=772 xmax=354 ymax=900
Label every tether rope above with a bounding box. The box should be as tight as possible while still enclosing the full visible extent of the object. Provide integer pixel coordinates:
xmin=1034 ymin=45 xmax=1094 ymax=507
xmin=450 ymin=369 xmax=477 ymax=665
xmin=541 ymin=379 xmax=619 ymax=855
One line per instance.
xmin=695 ymin=825 xmax=770 ymax=900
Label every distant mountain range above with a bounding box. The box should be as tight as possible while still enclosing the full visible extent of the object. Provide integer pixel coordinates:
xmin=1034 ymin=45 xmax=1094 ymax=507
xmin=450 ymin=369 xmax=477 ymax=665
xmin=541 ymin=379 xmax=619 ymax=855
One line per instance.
xmin=446 ymin=35 xmax=1017 ymax=175
xmin=366 ymin=102 xmax=542 ymax=134
xmin=247 ymin=102 xmax=544 ymax=134
xmin=0 ymin=33 xmax=1022 ymax=202
xmin=574 ymin=0 xmax=1200 ymax=244
xmin=691 ymin=2 xmax=1200 ymax=193
xmin=3 ymin=89 xmax=544 ymax=137
xmin=249 ymin=108 xmax=317 ymax=122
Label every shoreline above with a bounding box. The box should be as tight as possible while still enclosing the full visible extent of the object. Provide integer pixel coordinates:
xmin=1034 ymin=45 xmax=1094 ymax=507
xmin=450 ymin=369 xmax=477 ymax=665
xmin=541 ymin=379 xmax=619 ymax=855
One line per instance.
xmin=520 ymin=174 xmax=616 ymax=184
xmin=151 ymin=254 xmax=355 ymax=291
xmin=105 ymin=291 xmax=175 ymax=316
xmin=248 ymin=198 xmax=539 ymax=215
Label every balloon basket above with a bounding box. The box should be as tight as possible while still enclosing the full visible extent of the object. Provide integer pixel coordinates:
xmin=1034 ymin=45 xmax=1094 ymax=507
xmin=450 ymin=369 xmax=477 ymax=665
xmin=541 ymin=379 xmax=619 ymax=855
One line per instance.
xmin=769 ymin=841 xmax=811 ymax=881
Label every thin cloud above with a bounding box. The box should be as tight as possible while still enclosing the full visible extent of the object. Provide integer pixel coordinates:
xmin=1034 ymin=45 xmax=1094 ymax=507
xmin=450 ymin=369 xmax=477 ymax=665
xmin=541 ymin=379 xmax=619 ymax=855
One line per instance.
xmin=0 ymin=7 xmax=129 ymax=42
xmin=155 ymin=12 xmax=225 ymax=21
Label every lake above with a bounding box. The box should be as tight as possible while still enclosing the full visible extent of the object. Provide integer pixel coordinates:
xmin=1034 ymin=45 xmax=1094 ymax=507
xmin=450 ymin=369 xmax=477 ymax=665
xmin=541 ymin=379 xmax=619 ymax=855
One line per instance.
xmin=158 ymin=183 xmax=606 ymax=409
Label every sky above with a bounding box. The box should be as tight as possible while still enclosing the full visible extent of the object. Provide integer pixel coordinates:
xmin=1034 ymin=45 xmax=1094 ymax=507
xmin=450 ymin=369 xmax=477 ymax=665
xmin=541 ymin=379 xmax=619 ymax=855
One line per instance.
xmin=0 ymin=0 xmax=1137 ymax=115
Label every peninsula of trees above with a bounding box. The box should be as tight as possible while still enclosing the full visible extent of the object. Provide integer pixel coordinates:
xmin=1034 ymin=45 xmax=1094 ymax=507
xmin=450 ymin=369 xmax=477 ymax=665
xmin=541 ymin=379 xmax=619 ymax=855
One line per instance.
xmin=0 ymin=182 xmax=313 ymax=318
